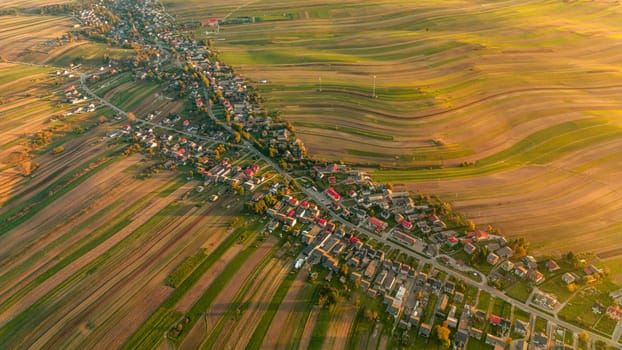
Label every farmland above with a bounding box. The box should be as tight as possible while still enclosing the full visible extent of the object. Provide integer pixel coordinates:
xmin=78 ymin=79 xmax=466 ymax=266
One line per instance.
xmin=162 ymin=0 xmax=622 ymax=256
xmin=0 ymin=15 xmax=73 ymax=61
xmin=3 ymin=0 xmax=622 ymax=349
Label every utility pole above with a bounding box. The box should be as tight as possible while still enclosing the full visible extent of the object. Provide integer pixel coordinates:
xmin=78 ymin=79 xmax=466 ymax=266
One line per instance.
xmin=372 ymin=74 xmax=376 ymax=98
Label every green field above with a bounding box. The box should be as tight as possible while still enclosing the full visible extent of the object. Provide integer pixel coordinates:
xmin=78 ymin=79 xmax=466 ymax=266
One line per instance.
xmin=160 ymin=0 xmax=622 ymax=257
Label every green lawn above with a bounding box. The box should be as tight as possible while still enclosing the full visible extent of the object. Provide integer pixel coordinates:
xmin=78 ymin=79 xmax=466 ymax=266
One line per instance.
xmin=506 ymin=282 xmax=532 ymax=303
xmin=476 ymin=291 xmax=491 ymax=311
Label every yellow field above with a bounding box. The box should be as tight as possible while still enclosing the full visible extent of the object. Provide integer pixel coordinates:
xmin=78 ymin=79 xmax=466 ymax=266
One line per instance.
xmin=0 ymin=15 xmax=72 ymax=61
xmin=0 ymin=0 xmax=70 ymax=9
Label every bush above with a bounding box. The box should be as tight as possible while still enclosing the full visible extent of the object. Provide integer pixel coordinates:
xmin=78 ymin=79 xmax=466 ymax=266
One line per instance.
xmin=52 ymin=146 xmax=65 ymax=154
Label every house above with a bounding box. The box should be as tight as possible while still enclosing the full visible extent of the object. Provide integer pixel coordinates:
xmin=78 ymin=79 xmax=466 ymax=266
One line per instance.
xmin=409 ymin=314 xmax=420 ymax=327
xmin=447 ymin=236 xmax=459 ymax=247
xmin=546 ymin=259 xmax=560 ymax=272
xmin=533 ymin=332 xmax=548 ymax=348
xmin=469 ymin=327 xmax=483 ymax=340
xmin=464 ymin=243 xmax=477 ymax=255
xmin=584 ymin=264 xmax=603 ymax=276
xmin=487 ymin=252 xmax=500 ymax=265
xmin=467 ymin=229 xmax=489 ymax=242
xmin=514 ymin=265 xmax=528 ymax=278
xmin=438 ymin=294 xmax=449 ymax=313
xmin=392 ymin=230 xmax=416 ymax=246
xmin=533 ymin=291 xmax=558 ymax=309
xmin=496 ymin=246 xmax=514 ymax=259
xmin=455 ymin=330 xmax=468 ymax=347
xmin=500 ymin=260 xmax=514 ymax=272
xmin=419 ymin=323 xmax=432 ymax=338
xmin=485 ymin=333 xmax=506 ymax=349
xmin=454 ymin=292 xmax=464 ymax=304
xmin=489 ymin=314 xmax=502 ymax=326
xmin=527 ymin=270 xmax=545 ymax=285
xmin=606 ymin=305 xmax=622 ymax=320
xmin=326 ymin=187 xmax=341 ymax=201
xmin=447 ymin=316 xmax=458 ymax=328
xmin=592 ymin=302 xmax=605 ymax=315
xmin=523 ymin=256 xmax=538 ymax=270
xmin=514 ymin=319 xmax=530 ymax=337
xmin=401 ymin=220 xmax=413 ymax=231
xmin=561 ymin=272 xmax=576 ymax=285
xmin=445 ymin=282 xmax=455 ymax=295
xmin=368 ymin=217 xmax=388 ymax=232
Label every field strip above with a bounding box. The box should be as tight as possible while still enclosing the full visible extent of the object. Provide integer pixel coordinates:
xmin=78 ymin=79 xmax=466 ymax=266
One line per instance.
xmin=181 ymin=236 xmax=279 ymax=346
xmin=298 ymin=305 xmax=322 ymax=350
xmin=74 ymin=200 xmax=236 ymax=349
xmin=202 ymin=257 xmax=281 ymax=349
xmin=0 ymin=155 xmax=151 ymax=288
xmin=0 ymin=174 xmax=162 ymax=309
xmin=322 ymin=303 xmax=357 ymax=350
xmin=260 ymin=267 xmax=312 ymax=349
xmin=221 ymin=260 xmax=290 ymax=349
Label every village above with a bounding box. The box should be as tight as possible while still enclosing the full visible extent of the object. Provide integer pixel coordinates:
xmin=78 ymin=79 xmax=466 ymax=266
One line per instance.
xmin=59 ymin=1 xmax=622 ymax=349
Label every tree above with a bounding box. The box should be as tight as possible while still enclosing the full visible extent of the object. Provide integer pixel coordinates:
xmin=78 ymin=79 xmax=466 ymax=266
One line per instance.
xmin=232 ymin=131 xmax=241 ymax=143
xmin=435 ymin=321 xmax=451 ymax=348
xmin=254 ymin=200 xmax=268 ymax=215
xmin=127 ymin=112 xmax=136 ymax=122
xmin=98 ymin=115 xmax=108 ymax=124
xmin=52 ymin=146 xmax=65 ymax=154
xmin=467 ymin=220 xmax=476 ymax=231
xmin=578 ymin=331 xmax=589 ymax=350
xmin=339 ymin=264 xmax=349 ymax=277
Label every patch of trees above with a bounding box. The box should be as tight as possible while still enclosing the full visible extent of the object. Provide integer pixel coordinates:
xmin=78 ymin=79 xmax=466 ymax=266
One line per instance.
xmin=317 ymin=283 xmax=341 ymax=306
xmin=36 ymin=3 xmax=80 ymax=15
xmin=509 ymin=237 xmax=529 ymax=260
xmin=435 ymin=320 xmax=451 ymax=348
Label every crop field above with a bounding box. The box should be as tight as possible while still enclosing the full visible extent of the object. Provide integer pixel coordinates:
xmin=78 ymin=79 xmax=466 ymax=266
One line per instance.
xmin=0 ymin=0 xmax=70 ymax=9
xmin=0 ymin=62 xmax=112 ymax=207
xmin=163 ymin=0 xmax=622 ymax=256
xmin=0 ymin=15 xmax=73 ymax=61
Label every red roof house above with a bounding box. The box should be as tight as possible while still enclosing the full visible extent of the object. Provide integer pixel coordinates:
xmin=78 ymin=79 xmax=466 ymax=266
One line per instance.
xmin=326 ymin=187 xmax=341 ymax=201
xmin=401 ymin=220 xmax=413 ymax=230
xmin=368 ymin=217 xmax=388 ymax=232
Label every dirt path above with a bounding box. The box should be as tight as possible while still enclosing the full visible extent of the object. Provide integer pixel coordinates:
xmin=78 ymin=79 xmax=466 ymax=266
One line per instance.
xmin=261 ymin=267 xmax=310 ymax=350
xmin=298 ymin=306 xmax=321 ymax=350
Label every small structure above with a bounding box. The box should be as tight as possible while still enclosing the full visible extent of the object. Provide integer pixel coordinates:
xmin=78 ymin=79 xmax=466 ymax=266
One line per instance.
xmin=546 ymin=259 xmax=560 ymax=272
xmin=487 ymin=252 xmax=500 ymax=265
xmin=533 ymin=332 xmax=549 ymax=349
xmin=464 ymin=243 xmax=477 ymax=255
xmin=561 ymin=272 xmax=576 ymax=285
xmin=418 ymin=323 xmax=432 ymax=338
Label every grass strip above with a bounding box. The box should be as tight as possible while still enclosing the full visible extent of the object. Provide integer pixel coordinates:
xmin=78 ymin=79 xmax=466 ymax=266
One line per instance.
xmin=308 ymin=306 xmax=333 ymax=350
